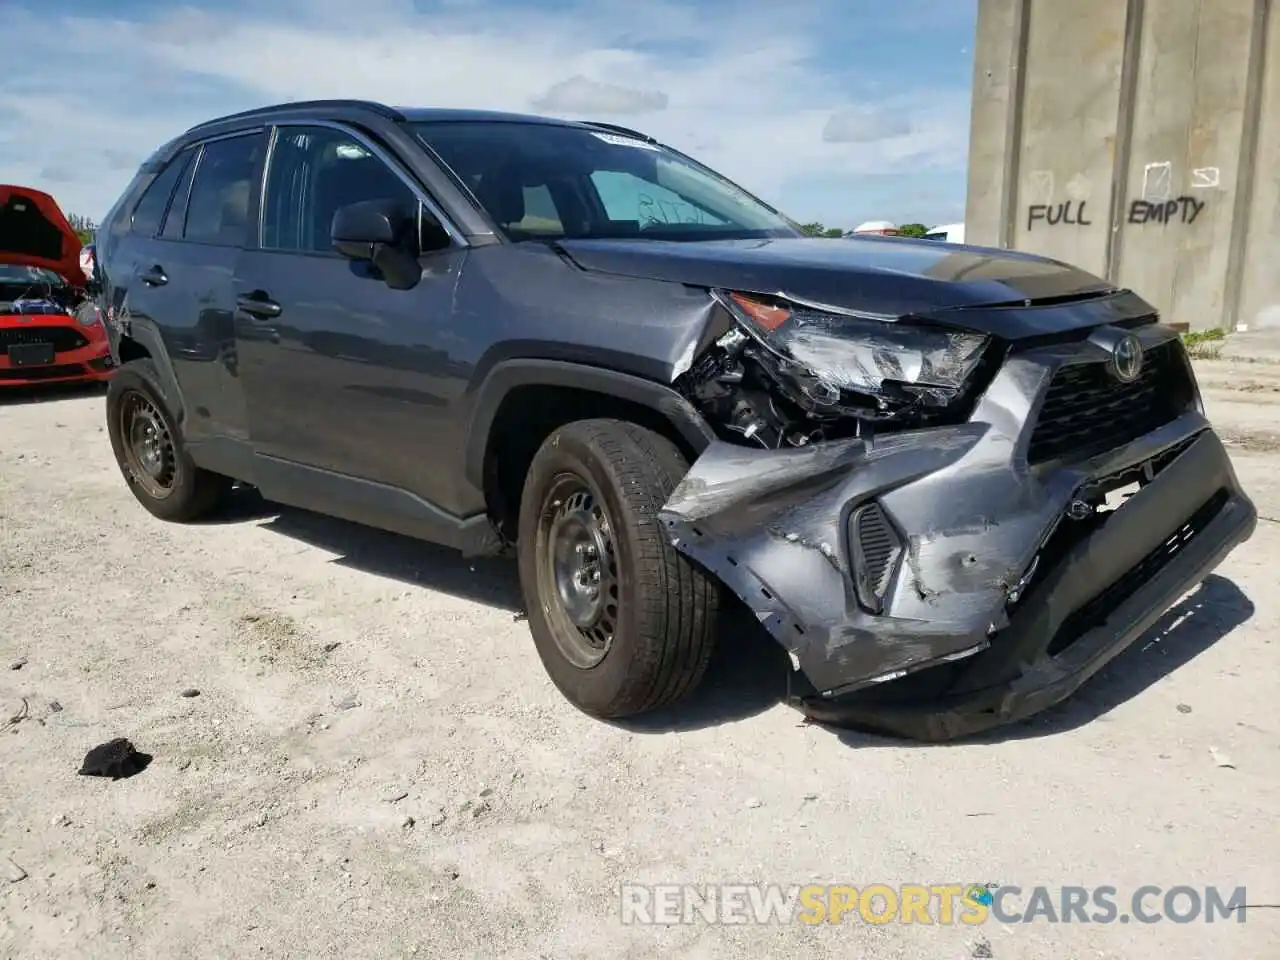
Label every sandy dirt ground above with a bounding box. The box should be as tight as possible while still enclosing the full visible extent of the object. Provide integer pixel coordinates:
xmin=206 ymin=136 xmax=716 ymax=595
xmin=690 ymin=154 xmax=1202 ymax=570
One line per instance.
xmin=1 ymin=363 xmax=1278 ymax=960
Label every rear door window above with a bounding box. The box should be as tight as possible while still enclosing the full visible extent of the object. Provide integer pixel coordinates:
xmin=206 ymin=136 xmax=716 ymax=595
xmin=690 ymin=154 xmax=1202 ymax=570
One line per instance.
xmin=182 ymin=132 xmax=267 ymax=246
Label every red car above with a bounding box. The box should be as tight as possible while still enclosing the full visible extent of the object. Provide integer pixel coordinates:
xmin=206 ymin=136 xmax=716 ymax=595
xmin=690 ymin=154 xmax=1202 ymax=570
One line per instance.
xmin=0 ymin=184 xmax=114 ymax=387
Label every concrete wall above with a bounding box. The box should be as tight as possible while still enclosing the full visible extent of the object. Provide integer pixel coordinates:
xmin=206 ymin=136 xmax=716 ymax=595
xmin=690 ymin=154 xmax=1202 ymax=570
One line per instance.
xmin=966 ymin=0 xmax=1276 ymax=332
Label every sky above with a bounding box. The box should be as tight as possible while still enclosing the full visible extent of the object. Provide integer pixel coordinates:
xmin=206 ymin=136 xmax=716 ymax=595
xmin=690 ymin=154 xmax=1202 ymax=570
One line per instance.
xmin=0 ymin=0 xmax=977 ymax=231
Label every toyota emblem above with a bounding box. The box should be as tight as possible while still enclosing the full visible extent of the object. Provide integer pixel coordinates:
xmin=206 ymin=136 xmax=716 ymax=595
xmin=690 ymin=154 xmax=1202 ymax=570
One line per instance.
xmin=1111 ymin=334 xmax=1143 ymax=382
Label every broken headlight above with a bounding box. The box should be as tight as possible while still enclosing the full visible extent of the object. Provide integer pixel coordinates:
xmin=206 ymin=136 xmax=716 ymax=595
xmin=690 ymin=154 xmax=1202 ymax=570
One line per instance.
xmin=715 ymin=290 xmax=989 ymax=411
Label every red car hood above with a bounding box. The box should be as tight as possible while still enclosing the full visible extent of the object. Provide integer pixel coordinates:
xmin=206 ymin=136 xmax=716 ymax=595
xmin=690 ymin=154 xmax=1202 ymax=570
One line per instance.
xmin=0 ymin=184 xmax=88 ymax=287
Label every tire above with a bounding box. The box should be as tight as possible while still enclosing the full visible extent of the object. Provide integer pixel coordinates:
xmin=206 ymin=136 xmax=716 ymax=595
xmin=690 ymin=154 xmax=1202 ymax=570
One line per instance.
xmin=516 ymin=418 xmax=719 ymax=718
xmin=106 ymin=358 xmax=231 ymax=522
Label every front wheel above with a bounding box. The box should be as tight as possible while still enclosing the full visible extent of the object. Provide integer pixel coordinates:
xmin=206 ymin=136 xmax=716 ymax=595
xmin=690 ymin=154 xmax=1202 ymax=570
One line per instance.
xmin=106 ymin=359 xmax=231 ymax=522
xmin=516 ymin=419 xmax=719 ymax=719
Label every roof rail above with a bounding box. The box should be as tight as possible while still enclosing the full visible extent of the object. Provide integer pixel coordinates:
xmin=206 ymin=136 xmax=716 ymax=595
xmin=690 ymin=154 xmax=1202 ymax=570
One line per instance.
xmin=581 ymin=121 xmax=657 ymax=143
xmin=184 ymin=99 xmax=404 ymax=134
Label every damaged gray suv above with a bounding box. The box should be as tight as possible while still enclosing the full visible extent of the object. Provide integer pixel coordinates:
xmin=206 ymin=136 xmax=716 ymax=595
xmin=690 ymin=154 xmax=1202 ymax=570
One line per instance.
xmin=92 ymin=100 xmax=1256 ymax=740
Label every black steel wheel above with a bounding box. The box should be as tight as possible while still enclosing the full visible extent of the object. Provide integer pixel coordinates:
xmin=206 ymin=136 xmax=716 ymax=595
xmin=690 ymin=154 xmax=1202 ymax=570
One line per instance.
xmin=537 ymin=475 xmax=620 ymax=668
xmin=117 ymin=390 xmax=178 ymax=500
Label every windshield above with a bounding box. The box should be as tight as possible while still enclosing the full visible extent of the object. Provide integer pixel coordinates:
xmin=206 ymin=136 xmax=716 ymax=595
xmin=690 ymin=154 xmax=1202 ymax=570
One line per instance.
xmin=0 ymin=264 xmax=64 ymax=288
xmin=411 ymin=121 xmax=800 ymax=242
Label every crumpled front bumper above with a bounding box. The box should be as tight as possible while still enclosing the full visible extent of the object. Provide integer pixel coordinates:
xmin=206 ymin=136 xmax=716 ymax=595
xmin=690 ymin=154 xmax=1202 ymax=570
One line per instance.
xmin=660 ymin=332 xmax=1256 ymax=740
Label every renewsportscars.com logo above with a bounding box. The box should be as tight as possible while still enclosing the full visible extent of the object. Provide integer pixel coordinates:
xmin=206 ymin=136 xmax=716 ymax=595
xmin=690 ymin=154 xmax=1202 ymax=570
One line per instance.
xmin=619 ymin=883 xmax=1250 ymax=926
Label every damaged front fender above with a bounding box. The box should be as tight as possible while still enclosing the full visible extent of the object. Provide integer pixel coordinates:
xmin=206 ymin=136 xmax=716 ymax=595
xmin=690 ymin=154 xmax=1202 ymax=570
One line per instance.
xmin=659 ymin=422 xmax=1067 ymax=698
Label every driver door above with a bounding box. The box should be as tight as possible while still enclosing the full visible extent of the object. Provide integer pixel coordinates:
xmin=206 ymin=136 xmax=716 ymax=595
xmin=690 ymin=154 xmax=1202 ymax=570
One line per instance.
xmin=233 ymin=123 xmax=466 ymax=513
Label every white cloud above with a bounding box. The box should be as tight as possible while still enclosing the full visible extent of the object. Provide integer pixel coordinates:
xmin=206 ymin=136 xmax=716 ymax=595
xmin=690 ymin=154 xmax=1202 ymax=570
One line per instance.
xmin=531 ymin=76 xmax=669 ymax=116
xmin=0 ymin=0 xmax=971 ymax=224
xmin=823 ymin=106 xmax=912 ymax=144
xmin=37 ymin=166 xmax=76 ymax=183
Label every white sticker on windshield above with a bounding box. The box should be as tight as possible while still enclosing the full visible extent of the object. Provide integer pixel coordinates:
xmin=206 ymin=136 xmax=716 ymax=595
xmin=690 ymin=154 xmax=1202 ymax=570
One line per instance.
xmin=591 ymin=131 xmax=659 ymax=151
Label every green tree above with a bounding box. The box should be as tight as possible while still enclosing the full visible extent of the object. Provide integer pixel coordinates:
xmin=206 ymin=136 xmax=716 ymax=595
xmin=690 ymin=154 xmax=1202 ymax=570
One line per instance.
xmin=66 ymin=213 xmax=97 ymax=245
xmin=798 ymin=222 xmax=846 ymax=238
xmin=896 ymin=222 xmax=929 ymax=238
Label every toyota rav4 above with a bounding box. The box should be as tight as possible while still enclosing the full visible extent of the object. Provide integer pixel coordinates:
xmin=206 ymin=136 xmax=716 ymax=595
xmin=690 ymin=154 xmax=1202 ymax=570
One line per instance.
xmin=92 ymin=100 xmax=1256 ymax=740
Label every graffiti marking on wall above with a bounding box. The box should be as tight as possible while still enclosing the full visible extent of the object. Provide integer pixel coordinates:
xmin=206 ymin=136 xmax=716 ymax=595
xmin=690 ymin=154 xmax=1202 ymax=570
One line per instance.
xmin=1026 ymin=201 xmax=1093 ymax=230
xmin=1191 ymin=167 xmax=1221 ymax=189
xmin=1127 ymin=196 xmax=1206 ymax=225
xmin=1142 ymin=161 xmax=1173 ymax=201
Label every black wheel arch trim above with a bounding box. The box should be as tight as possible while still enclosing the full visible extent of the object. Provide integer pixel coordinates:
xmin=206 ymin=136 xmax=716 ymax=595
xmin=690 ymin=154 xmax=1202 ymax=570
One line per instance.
xmin=114 ymin=324 xmax=187 ymax=425
xmin=464 ymin=359 xmax=716 ymax=491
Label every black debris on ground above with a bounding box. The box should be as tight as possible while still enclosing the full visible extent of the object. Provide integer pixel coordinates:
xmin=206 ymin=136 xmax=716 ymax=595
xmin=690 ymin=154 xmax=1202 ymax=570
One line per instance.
xmin=78 ymin=737 xmax=153 ymax=780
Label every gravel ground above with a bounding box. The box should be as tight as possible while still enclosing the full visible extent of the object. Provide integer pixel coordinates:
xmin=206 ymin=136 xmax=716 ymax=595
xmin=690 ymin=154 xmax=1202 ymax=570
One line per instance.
xmin=1 ymin=377 xmax=1277 ymax=960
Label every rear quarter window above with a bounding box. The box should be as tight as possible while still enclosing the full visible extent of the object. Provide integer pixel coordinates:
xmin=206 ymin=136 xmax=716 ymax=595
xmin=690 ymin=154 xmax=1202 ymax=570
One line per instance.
xmin=128 ymin=154 xmax=191 ymax=237
xmin=161 ymin=149 xmax=200 ymax=240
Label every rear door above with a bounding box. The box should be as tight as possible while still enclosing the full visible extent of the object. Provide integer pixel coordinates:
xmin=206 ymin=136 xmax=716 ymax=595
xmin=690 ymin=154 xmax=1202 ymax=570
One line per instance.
xmin=108 ymin=130 xmax=268 ymax=454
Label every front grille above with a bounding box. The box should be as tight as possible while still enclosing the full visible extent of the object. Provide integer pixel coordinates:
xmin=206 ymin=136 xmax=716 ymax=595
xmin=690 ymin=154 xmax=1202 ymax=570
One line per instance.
xmin=1027 ymin=340 xmax=1191 ymax=464
xmin=0 ymin=363 xmax=87 ymax=381
xmin=0 ymin=326 xmax=89 ymax=353
xmin=1046 ymin=488 xmax=1228 ymax=656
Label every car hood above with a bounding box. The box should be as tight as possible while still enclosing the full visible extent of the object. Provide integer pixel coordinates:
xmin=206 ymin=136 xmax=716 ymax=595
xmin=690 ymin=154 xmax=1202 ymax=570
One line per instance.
xmin=554 ymin=236 xmax=1126 ymax=338
xmin=0 ymin=184 xmax=88 ymax=287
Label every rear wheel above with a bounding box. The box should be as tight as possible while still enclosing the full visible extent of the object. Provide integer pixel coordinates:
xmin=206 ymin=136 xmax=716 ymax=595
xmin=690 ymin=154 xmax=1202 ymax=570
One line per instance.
xmin=516 ymin=419 xmax=719 ymax=718
xmin=106 ymin=359 xmax=231 ymax=521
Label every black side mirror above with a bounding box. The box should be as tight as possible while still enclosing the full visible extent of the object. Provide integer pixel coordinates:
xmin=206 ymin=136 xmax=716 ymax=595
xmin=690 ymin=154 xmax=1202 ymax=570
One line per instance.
xmin=331 ymin=199 xmax=410 ymax=260
xmin=331 ymin=199 xmax=423 ymax=290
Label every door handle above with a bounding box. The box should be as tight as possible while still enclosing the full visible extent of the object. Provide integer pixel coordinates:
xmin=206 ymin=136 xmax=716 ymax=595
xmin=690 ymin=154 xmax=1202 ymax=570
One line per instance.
xmin=138 ymin=265 xmax=168 ymax=286
xmin=236 ymin=293 xmax=282 ymax=319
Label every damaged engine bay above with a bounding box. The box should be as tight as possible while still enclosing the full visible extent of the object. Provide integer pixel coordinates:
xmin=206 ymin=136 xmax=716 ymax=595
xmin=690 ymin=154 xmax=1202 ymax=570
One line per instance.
xmin=675 ymin=289 xmax=993 ymax=448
